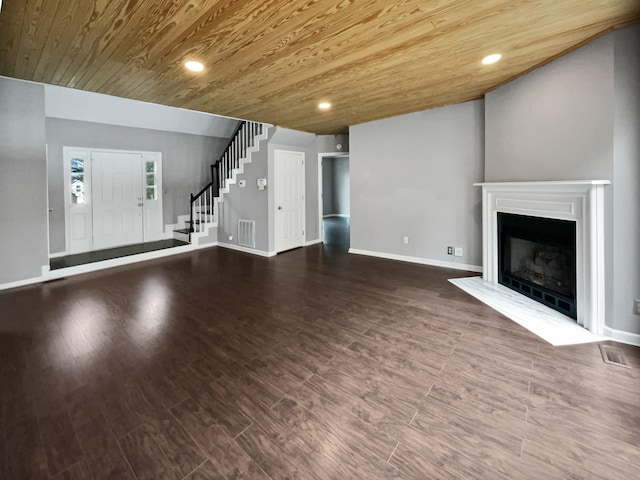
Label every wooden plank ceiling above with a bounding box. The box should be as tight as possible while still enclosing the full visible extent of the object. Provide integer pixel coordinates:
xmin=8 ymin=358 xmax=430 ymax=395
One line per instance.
xmin=1 ymin=1 xmax=639 ymax=134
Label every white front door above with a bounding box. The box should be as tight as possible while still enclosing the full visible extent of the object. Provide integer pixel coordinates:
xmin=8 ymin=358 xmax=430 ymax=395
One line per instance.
xmin=91 ymin=152 xmax=144 ymax=250
xmin=274 ymin=150 xmax=306 ymax=253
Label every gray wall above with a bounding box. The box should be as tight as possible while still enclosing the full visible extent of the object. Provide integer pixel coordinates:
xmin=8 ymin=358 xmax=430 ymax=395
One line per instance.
xmin=485 ymin=33 xmax=615 ymax=182
xmin=350 ymin=99 xmax=484 ymax=268
xmin=46 ymin=118 xmax=229 ymax=253
xmin=612 ymin=25 xmax=640 ymax=335
xmin=317 ymin=134 xmax=350 ymax=154
xmin=217 ymin=128 xmax=272 ymax=252
xmin=322 ymin=159 xmax=335 ymax=214
xmin=0 ymin=78 xmax=48 ymax=284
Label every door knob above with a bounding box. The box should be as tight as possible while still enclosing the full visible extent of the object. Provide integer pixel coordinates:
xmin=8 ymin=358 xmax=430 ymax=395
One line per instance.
xmin=278 ymin=206 xmax=283 ymax=210
xmin=138 ymin=203 xmax=143 ymax=207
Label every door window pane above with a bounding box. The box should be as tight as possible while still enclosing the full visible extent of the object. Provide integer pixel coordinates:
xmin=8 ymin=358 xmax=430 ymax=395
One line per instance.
xmin=146 ymin=161 xmax=155 ymax=173
xmin=146 ymin=187 xmax=156 ymax=200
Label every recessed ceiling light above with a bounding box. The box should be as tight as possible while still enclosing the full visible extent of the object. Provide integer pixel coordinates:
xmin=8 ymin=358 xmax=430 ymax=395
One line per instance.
xmin=481 ymin=53 xmax=502 ymax=65
xmin=184 ymin=60 xmax=205 ymax=72
xmin=318 ymin=102 xmax=332 ymax=110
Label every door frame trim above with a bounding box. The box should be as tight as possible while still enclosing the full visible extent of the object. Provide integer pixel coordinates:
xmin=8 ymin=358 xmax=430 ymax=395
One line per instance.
xmin=317 ymin=152 xmax=349 ymax=243
xmin=273 ymin=149 xmax=306 ymax=254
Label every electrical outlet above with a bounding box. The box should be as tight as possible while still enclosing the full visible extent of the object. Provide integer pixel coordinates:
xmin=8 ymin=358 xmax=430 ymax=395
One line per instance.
xmin=447 ymin=246 xmax=453 ymax=255
xmin=228 ymin=235 xmax=233 ymax=241
xmin=454 ymin=247 xmax=463 ymax=257
xmin=634 ymin=299 xmax=640 ymax=316
xmin=403 ymin=236 xmax=409 ymax=244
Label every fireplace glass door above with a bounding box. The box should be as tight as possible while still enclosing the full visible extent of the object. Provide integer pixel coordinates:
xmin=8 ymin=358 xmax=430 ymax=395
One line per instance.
xmin=498 ymin=213 xmax=577 ymax=318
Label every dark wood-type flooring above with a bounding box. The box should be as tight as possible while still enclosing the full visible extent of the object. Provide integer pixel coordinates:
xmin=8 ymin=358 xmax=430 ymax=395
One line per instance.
xmin=50 ymin=239 xmax=189 ymax=270
xmin=2 ymin=237 xmax=640 ymax=479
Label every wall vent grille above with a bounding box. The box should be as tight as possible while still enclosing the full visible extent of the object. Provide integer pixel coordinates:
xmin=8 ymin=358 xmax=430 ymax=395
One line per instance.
xmin=238 ymin=219 xmax=256 ymax=248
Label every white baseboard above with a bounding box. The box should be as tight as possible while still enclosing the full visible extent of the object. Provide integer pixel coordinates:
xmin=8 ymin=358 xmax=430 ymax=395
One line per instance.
xmin=0 ymin=272 xmax=49 ymax=291
xmin=193 ymin=240 xmax=217 ymax=250
xmin=305 ymin=239 xmax=323 ymax=246
xmin=323 ymin=214 xmax=350 ymax=218
xmin=348 ymin=248 xmax=483 ymax=273
xmin=603 ymin=326 xmax=640 ymax=347
xmin=160 ymin=230 xmax=177 ymax=240
xmin=217 ymin=242 xmax=276 ymax=257
xmin=0 ymin=245 xmax=196 ymax=291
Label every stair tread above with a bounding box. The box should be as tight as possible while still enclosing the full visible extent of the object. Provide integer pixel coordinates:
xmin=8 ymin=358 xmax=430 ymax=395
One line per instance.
xmin=174 ymin=228 xmax=192 ymax=234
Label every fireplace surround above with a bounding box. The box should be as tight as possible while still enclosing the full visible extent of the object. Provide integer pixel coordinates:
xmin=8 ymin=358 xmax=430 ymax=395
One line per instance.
xmin=475 ymin=180 xmax=609 ymax=335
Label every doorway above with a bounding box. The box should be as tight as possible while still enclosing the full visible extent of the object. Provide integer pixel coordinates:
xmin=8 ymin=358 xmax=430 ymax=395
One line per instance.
xmin=64 ymin=147 xmax=164 ymax=254
xmin=318 ymin=153 xmax=350 ymax=250
xmin=274 ymin=149 xmax=306 ymax=253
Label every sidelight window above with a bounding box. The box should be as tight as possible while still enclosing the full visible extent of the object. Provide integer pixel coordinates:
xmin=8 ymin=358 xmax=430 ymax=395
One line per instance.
xmin=71 ymin=158 xmax=85 ymax=204
xmin=145 ymin=161 xmax=157 ymax=200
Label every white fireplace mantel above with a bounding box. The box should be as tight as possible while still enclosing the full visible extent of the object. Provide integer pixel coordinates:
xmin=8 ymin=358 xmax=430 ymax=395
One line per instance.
xmin=474 ymin=180 xmax=610 ymax=335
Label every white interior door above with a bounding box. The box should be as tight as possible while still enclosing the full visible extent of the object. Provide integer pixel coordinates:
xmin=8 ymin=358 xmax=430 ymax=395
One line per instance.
xmin=275 ymin=150 xmax=306 ymax=253
xmin=91 ymin=152 xmax=144 ymax=250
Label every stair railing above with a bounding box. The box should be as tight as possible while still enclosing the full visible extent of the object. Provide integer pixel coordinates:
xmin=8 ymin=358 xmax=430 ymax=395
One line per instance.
xmin=188 ymin=120 xmax=265 ymax=239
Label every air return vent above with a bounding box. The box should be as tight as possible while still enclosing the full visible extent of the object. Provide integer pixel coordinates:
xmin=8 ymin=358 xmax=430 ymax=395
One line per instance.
xmin=238 ymin=220 xmax=255 ymax=248
xmin=598 ymin=344 xmax=630 ymax=368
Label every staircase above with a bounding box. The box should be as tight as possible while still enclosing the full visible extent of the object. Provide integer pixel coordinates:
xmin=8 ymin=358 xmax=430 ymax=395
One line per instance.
xmin=172 ymin=120 xmax=270 ymax=245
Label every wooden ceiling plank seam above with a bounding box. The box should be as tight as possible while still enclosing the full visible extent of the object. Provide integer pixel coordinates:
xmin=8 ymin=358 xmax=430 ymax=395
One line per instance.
xmin=88 ymin=0 xmax=270 ymax=98
xmin=22 ymin=0 xmax=63 ymax=82
xmin=143 ymin=0 xmax=329 ymax=71
xmin=65 ymin=0 xmax=157 ymax=89
xmin=45 ymin=0 xmax=98 ymax=86
xmin=171 ymin=2 xmax=505 ymax=105
xmin=146 ymin=0 xmax=272 ymax=64
xmin=31 ymin=0 xmax=83 ymax=83
xmin=124 ymin=0 xmax=431 ymax=102
xmin=0 ymin=0 xmax=28 ymax=72
xmin=211 ymin=8 xmax=617 ymax=108
xmin=105 ymin=0 xmax=331 ymax=98
xmin=12 ymin=0 xmax=49 ymax=79
xmin=194 ymin=1 xmax=430 ymax=88
xmin=47 ymin=0 xmax=120 ymax=86
xmin=53 ymin=0 xmax=140 ymax=87
xmin=117 ymin=3 xmax=442 ymax=112
xmin=225 ymin=24 xmax=613 ymax=127
xmin=72 ymin=0 xmax=186 ymax=91
xmin=79 ymin=0 xmax=227 ymax=92
xmin=69 ymin=1 xmax=640 ymax=116
xmin=234 ymin=0 xmax=636 ymax=100
xmin=185 ymin=0 xmax=398 ymax=80
xmin=211 ymin=1 xmax=559 ymax=102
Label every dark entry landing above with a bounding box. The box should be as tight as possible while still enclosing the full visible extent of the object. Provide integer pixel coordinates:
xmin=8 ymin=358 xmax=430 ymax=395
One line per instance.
xmin=50 ymin=239 xmax=189 ymax=270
